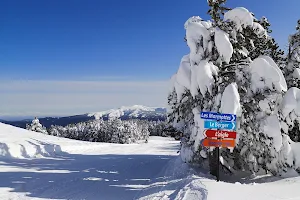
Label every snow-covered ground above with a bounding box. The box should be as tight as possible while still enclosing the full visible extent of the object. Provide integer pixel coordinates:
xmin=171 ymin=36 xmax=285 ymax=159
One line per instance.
xmin=0 ymin=123 xmax=180 ymax=200
xmin=1 ymin=122 xmax=300 ymax=200
xmin=139 ymin=159 xmax=300 ymax=200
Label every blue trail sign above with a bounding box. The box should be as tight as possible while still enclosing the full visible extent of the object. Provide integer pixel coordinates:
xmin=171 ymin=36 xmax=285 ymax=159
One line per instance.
xmin=204 ymin=120 xmax=236 ymax=131
xmin=201 ymin=112 xmax=236 ymax=122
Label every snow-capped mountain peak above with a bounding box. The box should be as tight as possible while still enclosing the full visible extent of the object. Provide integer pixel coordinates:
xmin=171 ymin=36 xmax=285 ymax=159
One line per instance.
xmin=88 ymin=105 xmax=166 ymax=120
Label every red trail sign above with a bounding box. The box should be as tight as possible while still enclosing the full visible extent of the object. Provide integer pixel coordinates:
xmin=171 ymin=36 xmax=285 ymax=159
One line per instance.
xmin=205 ymin=130 xmax=237 ymax=139
xmin=201 ymin=138 xmax=235 ymax=148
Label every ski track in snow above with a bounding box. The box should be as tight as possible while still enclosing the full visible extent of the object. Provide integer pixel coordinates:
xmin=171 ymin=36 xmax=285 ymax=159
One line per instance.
xmin=0 ymin=137 xmax=181 ymax=199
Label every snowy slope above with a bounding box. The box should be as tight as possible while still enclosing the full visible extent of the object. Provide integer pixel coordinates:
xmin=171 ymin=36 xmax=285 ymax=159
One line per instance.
xmin=0 ymin=122 xmax=175 ymax=158
xmin=88 ymin=105 xmax=166 ymax=120
xmin=0 ymin=123 xmax=179 ymax=200
xmin=1 ymin=123 xmax=300 ymax=200
xmin=0 ymin=122 xmax=121 ymax=159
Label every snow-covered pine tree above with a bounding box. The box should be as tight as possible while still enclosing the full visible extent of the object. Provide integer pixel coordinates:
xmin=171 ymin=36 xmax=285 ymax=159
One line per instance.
xmin=137 ymin=120 xmax=150 ymax=140
xmin=249 ymin=17 xmax=285 ymax=66
xmin=110 ymin=119 xmax=124 ymax=143
xmin=167 ymin=0 xmax=232 ymax=173
xmin=121 ymin=121 xmax=133 ymax=143
xmin=284 ymin=20 xmax=300 ymax=89
xmin=26 ymin=117 xmax=48 ymax=134
xmin=95 ymin=118 xmax=107 ymax=142
xmin=220 ymin=7 xmax=295 ymax=175
xmin=214 ymin=6 xmax=290 ymax=175
xmin=168 ymin=1 xmax=299 ymax=176
xmin=207 ymin=0 xmax=230 ymax=26
xmin=48 ymin=125 xmax=60 ymax=137
xmin=280 ymin=87 xmax=300 ymax=143
xmin=280 ymin=20 xmax=300 ymax=143
xmin=148 ymin=121 xmax=167 ymax=136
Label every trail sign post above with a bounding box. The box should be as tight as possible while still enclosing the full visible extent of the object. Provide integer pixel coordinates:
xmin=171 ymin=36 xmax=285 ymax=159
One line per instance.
xmin=201 ymin=111 xmax=237 ymax=182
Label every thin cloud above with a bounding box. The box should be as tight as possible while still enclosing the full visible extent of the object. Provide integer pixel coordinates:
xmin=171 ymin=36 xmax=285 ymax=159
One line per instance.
xmin=0 ymin=80 xmax=169 ymax=117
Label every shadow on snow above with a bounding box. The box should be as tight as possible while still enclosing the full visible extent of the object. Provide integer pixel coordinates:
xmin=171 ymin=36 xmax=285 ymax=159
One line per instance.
xmin=0 ymin=153 xmax=178 ymax=200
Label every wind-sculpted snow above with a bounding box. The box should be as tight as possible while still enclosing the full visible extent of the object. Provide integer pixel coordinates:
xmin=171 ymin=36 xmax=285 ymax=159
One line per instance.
xmin=0 ymin=123 xmax=62 ymax=159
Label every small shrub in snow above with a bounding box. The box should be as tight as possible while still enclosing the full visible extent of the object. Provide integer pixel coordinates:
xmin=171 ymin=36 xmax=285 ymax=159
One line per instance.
xmin=26 ymin=117 xmax=48 ymax=134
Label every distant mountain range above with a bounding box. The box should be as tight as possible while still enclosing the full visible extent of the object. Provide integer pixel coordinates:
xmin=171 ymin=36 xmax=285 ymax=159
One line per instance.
xmin=0 ymin=105 xmax=167 ymax=129
xmin=88 ymin=105 xmax=166 ymax=120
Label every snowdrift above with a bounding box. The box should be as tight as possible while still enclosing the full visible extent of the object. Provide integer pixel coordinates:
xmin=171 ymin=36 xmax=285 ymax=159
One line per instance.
xmin=0 ymin=122 xmax=65 ymax=159
xmin=0 ymin=122 xmax=169 ymax=160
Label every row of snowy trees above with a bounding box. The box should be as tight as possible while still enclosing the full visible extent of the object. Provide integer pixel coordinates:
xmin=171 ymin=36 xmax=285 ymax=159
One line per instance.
xmin=27 ymin=117 xmax=174 ymax=144
xmin=48 ymin=119 xmax=150 ymax=144
xmin=168 ymin=0 xmax=300 ymax=176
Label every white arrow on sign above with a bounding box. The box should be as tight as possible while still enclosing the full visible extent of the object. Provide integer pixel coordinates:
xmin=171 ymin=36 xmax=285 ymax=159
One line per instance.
xmin=231 ymin=115 xmax=236 ymax=122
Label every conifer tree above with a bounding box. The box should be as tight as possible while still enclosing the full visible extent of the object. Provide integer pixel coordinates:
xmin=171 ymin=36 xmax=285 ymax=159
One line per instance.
xmin=285 ymin=20 xmax=300 ymax=88
xmin=26 ymin=117 xmax=48 ymax=134
xmin=248 ymin=17 xmax=285 ymax=65
xmin=168 ymin=0 xmax=295 ymax=176
xmin=280 ymin=20 xmax=300 ymax=143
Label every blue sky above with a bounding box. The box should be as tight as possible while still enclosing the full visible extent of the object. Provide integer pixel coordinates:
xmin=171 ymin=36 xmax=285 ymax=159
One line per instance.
xmin=0 ymin=0 xmax=299 ymax=117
